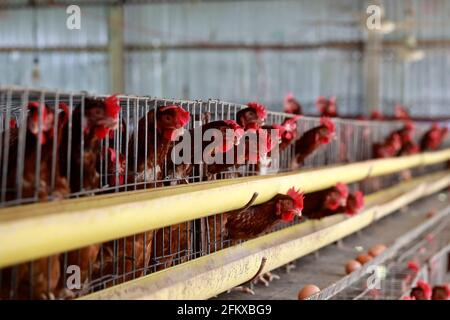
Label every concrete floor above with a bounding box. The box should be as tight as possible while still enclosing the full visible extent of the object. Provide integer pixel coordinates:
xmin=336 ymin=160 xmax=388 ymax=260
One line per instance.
xmin=215 ymin=191 xmax=450 ymax=300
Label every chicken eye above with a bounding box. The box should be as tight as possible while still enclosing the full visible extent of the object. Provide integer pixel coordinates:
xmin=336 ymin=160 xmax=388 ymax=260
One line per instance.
xmin=163 ymin=114 xmax=172 ymax=122
xmin=93 ymin=109 xmax=103 ymax=117
xmin=247 ymin=111 xmax=256 ymax=118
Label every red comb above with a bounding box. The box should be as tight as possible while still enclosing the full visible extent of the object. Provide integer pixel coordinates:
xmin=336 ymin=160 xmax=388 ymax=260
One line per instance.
xmin=9 ymin=118 xmax=16 ymax=128
xmin=105 ymin=95 xmax=121 ymax=119
xmin=287 ymin=187 xmax=305 ymax=211
xmin=417 ymin=280 xmax=432 ymax=300
xmin=247 ymin=102 xmax=267 ymax=120
xmin=320 ymin=117 xmax=335 ymax=133
xmin=407 ymin=261 xmax=420 ymax=273
xmin=176 ymin=108 xmax=190 ymax=126
xmin=335 ymin=183 xmax=349 ymax=199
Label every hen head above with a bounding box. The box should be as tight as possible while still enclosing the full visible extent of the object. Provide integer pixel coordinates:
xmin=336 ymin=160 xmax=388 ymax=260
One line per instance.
xmin=345 ymin=191 xmax=364 ymax=215
xmin=85 ymin=95 xmax=121 ymax=140
xmin=370 ymin=109 xmax=383 ymax=120
xmin=316 ymin=96 xmax=337 ymax=116
xmin=27 ymin=101 xmax=55 ymax=144
xmin=156 ymin=105 xmax=190 ymax=141
xmin=411 ymin=280 xmax=432 ymax=300
xmin=324 ymin=183 xmax=348 ymax=211
xmin=283 ymin=93 xmax=301 ymax=114
xmin=395 ymin=105 xmax=410 ymax=120
xmin=204 ymin=120 xmax=244 ymax=154
xmin=236 ymin=102 xmax=267 ymax=128
xmin=317 ymin=117 xmax=336 ymax=144
xmin=277 ymin=115 xmax=301 ymax=142
xmin=276 ymin=187 xmax=304 ymax=222
xmin=432 ymin=285 xmax=450 ymax=300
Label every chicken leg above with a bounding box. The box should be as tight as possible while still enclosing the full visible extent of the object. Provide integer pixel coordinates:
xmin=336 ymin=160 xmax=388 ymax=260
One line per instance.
xmin=228 ymin=257 xmax=267 ymax=295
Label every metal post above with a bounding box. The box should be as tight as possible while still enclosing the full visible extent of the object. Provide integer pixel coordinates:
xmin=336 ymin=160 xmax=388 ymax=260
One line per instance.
xmin=108 ymin=4 xmax=124 ymax=93
xmin=363 ymin=29 xmax=382 ymax=115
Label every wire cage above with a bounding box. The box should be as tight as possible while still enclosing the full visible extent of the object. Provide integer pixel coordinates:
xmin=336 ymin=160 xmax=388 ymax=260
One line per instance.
xmin=0 ymin=85 xmax=450 ymax=300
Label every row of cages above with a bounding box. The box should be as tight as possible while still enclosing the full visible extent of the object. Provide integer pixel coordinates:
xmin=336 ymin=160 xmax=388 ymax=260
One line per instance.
xmin=1 ymin=86 xmax=449 ymax=207
xmin=0 ymin=86 xmax=450 ymax=300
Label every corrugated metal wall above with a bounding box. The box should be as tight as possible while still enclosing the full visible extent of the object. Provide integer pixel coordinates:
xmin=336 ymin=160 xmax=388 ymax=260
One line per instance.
xmin=0 ymin=0 xmax=449 ymax=116
xmin=379 ymin=0 xmax=450 ymax=117
xmin=0 ymin=5 xmax=109 ymax=92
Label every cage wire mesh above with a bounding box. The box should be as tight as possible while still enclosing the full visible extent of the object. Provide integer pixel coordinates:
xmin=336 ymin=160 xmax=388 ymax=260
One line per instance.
xmin=0 ymin=85 xmax=449 ymax=299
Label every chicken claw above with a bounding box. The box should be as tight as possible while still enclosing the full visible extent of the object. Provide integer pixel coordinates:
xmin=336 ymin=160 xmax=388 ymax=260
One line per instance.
xmin=228 ymin=256 xmax=268 ymax=295
xmin=253 ymin=272 xmax=280 ymax=286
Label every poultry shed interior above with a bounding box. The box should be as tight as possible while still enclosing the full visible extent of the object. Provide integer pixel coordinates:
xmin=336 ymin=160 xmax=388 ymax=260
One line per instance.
xmin=1 ymin=0 xmax=450 ymax=305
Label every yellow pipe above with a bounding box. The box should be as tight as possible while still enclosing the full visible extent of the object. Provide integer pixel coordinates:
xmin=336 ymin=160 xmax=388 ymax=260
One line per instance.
xmin=81 ymin=171 xmax=450 ymax=300
xmin=0 ymin=149 xmax=449 ymax=268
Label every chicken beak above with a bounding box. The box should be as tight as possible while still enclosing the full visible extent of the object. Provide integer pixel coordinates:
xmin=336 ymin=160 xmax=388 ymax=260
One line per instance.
xmin=176 ymin=127 xmax=185 ymax=137
xmin=29 ymin=122 xmax=39 ymax=135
